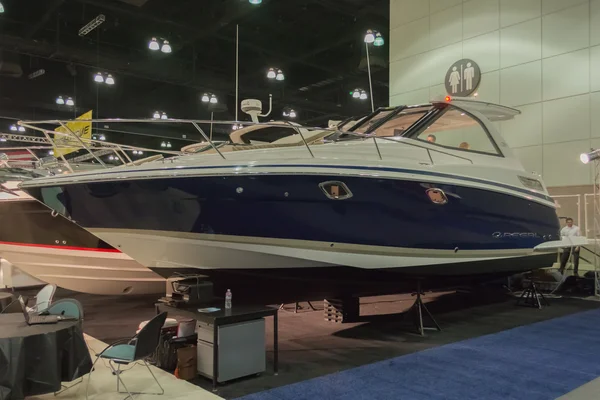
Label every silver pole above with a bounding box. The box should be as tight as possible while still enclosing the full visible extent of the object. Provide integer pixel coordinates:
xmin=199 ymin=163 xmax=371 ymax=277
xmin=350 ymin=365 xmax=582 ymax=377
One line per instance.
xmin=191 ymin=121 xmax=225 ymax=159
xmin=235 ymin=24 xmax=239 ymax=123
xmin=365 ymin=42 xmax=375 ymax=113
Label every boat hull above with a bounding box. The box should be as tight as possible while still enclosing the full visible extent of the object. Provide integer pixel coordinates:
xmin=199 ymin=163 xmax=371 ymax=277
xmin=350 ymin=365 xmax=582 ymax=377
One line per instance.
xmin=24 ymin=172 xmax=560 ymax=299
xmin=0 ymin=242 xmax=165 ymax=295
xmin=0 ymin=198 xmax=165 ymax=295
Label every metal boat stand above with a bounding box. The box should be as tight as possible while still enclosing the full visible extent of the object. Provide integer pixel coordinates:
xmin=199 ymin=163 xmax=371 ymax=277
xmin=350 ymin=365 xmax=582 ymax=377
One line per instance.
xmin=279 ymin=301 xmax=317 ymax=313
xmin=403 ymin=279 xmax=441 ymax=336
xmin=516 ymin=279 xmax=549 ymax=309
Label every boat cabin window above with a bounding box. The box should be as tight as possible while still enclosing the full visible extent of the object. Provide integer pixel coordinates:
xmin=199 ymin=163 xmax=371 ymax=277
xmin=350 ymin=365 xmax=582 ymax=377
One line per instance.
xmin=413 ymin=108 xmax=501 ymax=156
xmin=239 ymin=127 xmax=296 ymax=144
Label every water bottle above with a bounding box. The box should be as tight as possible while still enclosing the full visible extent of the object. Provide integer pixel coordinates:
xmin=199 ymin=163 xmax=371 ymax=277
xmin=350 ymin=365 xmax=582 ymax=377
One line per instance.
xmin=225 ymin=289 xmax=232 ymax=309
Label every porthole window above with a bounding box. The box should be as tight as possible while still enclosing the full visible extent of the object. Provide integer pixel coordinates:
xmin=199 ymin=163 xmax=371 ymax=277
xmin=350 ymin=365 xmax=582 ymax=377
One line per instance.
xmin=319 ymin=181 xmax=353 ymax=200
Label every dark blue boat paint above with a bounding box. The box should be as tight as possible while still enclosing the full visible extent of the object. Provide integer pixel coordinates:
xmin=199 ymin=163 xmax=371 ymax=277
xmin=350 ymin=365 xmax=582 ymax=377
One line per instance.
xmin=26 ymin=174 xmax=560 ymax=252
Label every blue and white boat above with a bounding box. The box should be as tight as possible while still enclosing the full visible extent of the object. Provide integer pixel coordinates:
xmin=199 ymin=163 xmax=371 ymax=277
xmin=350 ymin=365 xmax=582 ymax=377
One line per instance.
xmin=19 ymin=98 xmax=561 ymax=301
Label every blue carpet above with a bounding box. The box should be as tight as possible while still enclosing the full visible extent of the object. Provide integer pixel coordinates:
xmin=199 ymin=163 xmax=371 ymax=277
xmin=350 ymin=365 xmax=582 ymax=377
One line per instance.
xmin=238 ymin=308 xmax=600 ymax=400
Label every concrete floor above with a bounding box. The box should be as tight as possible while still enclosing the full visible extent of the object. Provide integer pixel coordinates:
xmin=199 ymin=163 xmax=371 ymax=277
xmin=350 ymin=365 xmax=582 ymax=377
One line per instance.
xmin=5 ymin=285 xmax=600 ymax=399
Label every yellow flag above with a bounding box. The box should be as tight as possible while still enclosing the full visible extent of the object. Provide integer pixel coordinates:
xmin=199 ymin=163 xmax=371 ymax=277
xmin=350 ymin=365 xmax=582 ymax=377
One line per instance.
xmin=53 ymin=110 xmax=93 ymax=157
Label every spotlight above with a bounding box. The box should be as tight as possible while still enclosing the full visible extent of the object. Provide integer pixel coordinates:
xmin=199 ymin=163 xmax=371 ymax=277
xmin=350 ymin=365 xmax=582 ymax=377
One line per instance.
xmin=166 ymin=142 xmax=172 ymax=148
xmin=99 ymin=135 xmax=106 ymax=141
xmin=580 ymin=149 xmax=600 ymax=164
xmin=105 ymin=74 xmax=115 ymax=85
xmin=161 ymin=141 xmax=166 ymax=148
xmin=9 ymin=125 xmax=17 ymax=131
xmin=153 ymin=111 xmax=160 ymax=119
xmin=94 ymin=72 xmax=104 ymax=83
xmin=161 ymin=112 xmax=168 ymax=120
xmin=149 ymin=37 xmax=160 ymax=51
xmin=352 ymin=89 xmax=361 ymax=99
xmin=161 ymin=40 xmax=172 ymax=53
xmin=276 ymin=69 xmax=285 ymax=81
xmin=109 ymin=155 xmax=115 ymax=161
xmin=48 ymin=150 xmax=54 ymax=155
xmin=282 ymin=110 xmax=289 ymax=117
xmin=359 ymin=90 xmax=368 ymax=100
xmin=267 ymin=68 xmax=276 ymax=79
xmin=374 ymin=32 xmax=384 ymax=47
xmin=249 ymin=0 xmax=262 ymax=4
xmin=364 ymin=29 xmax=375 ymax=44
xmin=66 ymin=97 xmax=75 ymax=106
xmin=56 ymin=96 xmax=65 ymax=105
xmin=201 ymin=93 xmax=210 ymax=103
xmin=210 ymin=94 xmax=218 ymax=104
xmin=0 ymin=2 xmax=4 ymax=13
xmin=138 ymin=151 xmax=143 ymax=155
xmin=18 ymin=126 xmax=25 ymax=132
xmin=289 ymin=109 xmax=297 ymax=118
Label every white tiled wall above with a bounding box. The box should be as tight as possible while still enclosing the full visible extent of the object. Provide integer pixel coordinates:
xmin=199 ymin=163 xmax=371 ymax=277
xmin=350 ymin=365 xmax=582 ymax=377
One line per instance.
xmin=389 ymin=0 xmax=599 ymax=187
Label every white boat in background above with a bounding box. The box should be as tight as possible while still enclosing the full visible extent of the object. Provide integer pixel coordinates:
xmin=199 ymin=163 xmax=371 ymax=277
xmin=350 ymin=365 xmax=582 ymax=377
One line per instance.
xmin=0 ymin=169 xmax=165 ymax=295
xmin=19 ymin=98 xmax=561 ymax=302
xmin=0 ymin=258 xmax=46 ymax=289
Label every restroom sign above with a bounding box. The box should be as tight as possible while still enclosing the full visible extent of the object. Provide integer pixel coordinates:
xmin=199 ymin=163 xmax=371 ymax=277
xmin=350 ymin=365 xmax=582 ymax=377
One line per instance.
xmin=445 ymin=59 xmax=481 ymax=97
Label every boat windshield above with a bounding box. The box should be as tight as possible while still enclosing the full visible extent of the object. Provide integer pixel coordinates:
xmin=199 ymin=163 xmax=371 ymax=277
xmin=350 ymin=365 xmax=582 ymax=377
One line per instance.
xmin=358 ymin=106 xmax=433 ymax=137
xmin=369 ymin=105 xmax=502 ymax=156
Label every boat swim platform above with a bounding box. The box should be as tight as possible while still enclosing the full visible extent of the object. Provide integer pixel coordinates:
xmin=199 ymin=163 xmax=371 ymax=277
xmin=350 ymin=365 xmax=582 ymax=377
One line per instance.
xmin=27 ymin=333 xmax=223 ymax=400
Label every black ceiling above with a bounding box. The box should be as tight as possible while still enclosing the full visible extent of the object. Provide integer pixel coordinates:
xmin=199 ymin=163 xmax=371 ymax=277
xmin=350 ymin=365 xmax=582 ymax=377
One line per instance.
xmin=0 ymin=0 xmax=389 ymax=147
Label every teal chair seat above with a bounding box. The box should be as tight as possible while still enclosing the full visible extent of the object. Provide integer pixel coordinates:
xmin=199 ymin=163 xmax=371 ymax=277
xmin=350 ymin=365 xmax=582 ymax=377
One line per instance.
xmin=86 ymin=312 xmax=167 ymax=400
xmin=101 ymin=345 xmax=136 ymax=363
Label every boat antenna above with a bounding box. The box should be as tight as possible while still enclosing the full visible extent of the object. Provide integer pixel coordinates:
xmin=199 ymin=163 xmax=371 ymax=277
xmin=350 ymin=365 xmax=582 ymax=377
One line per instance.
xmin=365 ymin=41 xmax=375 ymax=113
xmin=235 ymin=24 xmax=239 ymax=123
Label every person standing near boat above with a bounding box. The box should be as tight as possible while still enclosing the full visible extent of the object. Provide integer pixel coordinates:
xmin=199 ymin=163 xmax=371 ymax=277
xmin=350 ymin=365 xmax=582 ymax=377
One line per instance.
xmin=559 ymin=217 xmax=581 ymax=276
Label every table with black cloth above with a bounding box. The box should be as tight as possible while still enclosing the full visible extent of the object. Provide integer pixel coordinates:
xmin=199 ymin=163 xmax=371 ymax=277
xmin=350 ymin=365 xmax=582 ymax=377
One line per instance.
xmin=0 ymin=313 xmax=92 ymax=400
xmin=0 ymin=293 xmax=16 ymax=314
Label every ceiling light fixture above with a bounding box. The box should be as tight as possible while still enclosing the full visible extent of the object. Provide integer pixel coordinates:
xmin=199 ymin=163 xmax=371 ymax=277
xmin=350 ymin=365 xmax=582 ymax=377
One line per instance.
xmin=18 ymin=126 xmax=25 ymax=132
xmin=9 ymin=125 xmax=17 ymax=131
xmin=49 ymin=150 xmax=54 ymax=155
xmin=161 ymin=112 xmax=168 ymax=120
xmin=94 ymin=72 xmax=104 ymax=83
xmin=289 ymin=109 xmax=297 ymax=118
xmin=161 ymin=40 xmax=172 ymax=53
xmin=0 ymin=2 xmax=4 ymax=13
xmin=276 ymin=69 xmax=285 ymax=81
xmin=56 ymin=96 xmax=65 ymax=105
xmin=210 ymin=94 xmax=218 ymax=104
xmin=249 ymin=0 xmax=262 ymax=4
xmin=374 ymin=32 xmax=385 ymax=47
xmin=161 ymin=141 xmax=167 ymax=148
xmin=267 ymin=68 xmax=276 ymax=79
xmin=352 ymin=89 xmax=361 ymax=99
xmin=66 ymin=97 xmax=75 ymax=106
xmin=99 ymin=135 xmax=106 ymax=141
xmin=153 ymin=111 xmax=161 ymax=119
xmin=166 ymin=142 xmax=172 ymax=148
xmin=149 ymin=37 xmax=160 ymax=51
xmin=201 ymin=93 xmax=210 ymax=103
xmin=105 ymin=74 xmax=115 ymax=85
xmin=360 ymin=90 xmax=368 ymax=100
xmin=364 ymin=29 xmax=375 ymax=44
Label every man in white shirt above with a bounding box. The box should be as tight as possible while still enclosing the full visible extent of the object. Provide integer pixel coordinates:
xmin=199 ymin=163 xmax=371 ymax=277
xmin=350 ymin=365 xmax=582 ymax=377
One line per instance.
xmin=559 ymin=217 xmax=581 ymax=276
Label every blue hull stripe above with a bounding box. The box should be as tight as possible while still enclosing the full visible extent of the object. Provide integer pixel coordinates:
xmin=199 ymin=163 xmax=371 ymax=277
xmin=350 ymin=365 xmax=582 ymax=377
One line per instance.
xmin=34 ymin=163 xmax=553 ymax=204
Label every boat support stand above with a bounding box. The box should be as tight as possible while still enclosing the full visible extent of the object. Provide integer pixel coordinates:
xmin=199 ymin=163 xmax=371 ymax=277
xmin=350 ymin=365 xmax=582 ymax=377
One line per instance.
xmin=404 ymin=279 xmax=442 ymax=336
xmin=516 ymin=279 xmax=549 ymax=309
